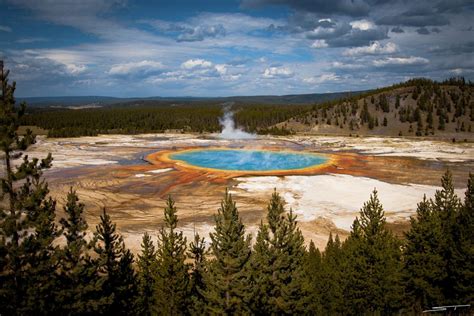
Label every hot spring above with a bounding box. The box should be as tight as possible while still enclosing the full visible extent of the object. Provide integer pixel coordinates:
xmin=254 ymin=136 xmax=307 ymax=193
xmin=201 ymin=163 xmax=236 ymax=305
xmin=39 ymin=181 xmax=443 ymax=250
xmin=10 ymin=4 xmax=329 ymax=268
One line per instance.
xmin=169 ymin=149 xmax=328 ymax=172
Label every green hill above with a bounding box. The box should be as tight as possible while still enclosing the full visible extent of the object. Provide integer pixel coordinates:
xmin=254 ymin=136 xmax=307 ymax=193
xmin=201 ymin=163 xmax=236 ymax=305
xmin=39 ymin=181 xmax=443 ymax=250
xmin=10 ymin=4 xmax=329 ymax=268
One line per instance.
xmin=277 ymin=78 xmax=473 ymax=140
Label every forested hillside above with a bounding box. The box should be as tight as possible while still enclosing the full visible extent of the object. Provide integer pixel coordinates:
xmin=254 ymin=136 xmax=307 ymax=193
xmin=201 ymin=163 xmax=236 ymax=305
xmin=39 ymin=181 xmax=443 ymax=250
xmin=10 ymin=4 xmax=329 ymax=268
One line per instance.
xmin=281 ymin=78 xmax=474 ymax=139
xmin=20 ymin=104 xmax=310 ymax=137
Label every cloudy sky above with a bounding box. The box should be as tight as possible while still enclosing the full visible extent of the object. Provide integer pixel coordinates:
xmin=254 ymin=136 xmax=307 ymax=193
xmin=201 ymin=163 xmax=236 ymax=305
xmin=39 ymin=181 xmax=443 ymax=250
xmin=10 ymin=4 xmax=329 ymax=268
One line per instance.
xmin=0 ymin=0 xmax=473 ymax=97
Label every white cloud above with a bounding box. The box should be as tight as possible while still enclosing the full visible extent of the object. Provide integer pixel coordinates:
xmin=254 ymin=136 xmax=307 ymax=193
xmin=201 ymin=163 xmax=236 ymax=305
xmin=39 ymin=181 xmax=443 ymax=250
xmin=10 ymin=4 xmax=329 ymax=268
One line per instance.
xmin=343 ymin=41 xmax=398 ymax=56
xmin=350 ymin=19 xmax=375 ymax=31
xmin=307 ymin=26 xmax=336 ymax=38
xmin=144 ymin=12 xmax=283 ymax=42
xmin=224 ymin=74 xmax=241 ymax=81
xmin=262 ymin=67 xmax=294 ymax=79
xmin=181 ymin=59 xmax=213 ymax=69
xmin=311 ymin=40 xmax=329 ymax=48
xmin=109 ymin=60 xmax=164 ymax=75
xmin=318 ymin=18 xmax=332 ymax=23
xmin=331 ymin=62 xmax=364 ymax=70
xmin=66 ymin=64 xmax=87 ymax=74
xmin=0 ymin=25 xmax=12 ymax=32
xmin=148 ymin=60 xmax=242 ymax=84
xmin=215 ymin=64 xmax=227 ymax=75
xmin=177 ymin=24 xmax=226 ymax=42
xmin=373 ymin=56 xmax=429 ymax=67
xmin=19 ymin=49 xmax=87 ymax=75
xmin=303 ymin=73 xmax=340 ymax=84
xmin=189 ymin=12 xmax=282 ymax=34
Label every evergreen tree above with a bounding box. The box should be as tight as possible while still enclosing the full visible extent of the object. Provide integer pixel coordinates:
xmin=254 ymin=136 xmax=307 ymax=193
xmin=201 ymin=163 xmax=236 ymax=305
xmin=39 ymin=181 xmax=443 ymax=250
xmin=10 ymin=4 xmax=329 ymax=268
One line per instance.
xmin=404 ymin=170 xmax=471 ymax=310
xmin=93 ymin=208 xmax=138 ymax=315
xmin=0 ymin=63 xmax=59 ymax=315
xmin=304 ymin=241 xmax=323 ymax=314
xmin=136 ymin=232 xmax=156 ymax=316
xmin=368 ymin=115 xmax=375 ymax=129
xmin=438 ymin=113 xmax=446 ymax=130
xmin=153 ymin=196 xmax=189 ymax=315
xmin=249 ymin=221 xmax=273 ymax=313
xmin=320 ymin=233 xmax=345 ymax=314
xmin=427 ymin=110 xmax=434 ymax=129
xmin=21 ymin=162 xmax=60 ymax=314
xmin=361 ymin=100 xmax=370 ymax=124
xmin=343 ymin=190 xmax=404 ymax=314
xmin=404 ymin=196 xmax=446 ymax=312
xmin=59 ymin=189 xmax=88 ymax=271
xmin=188 ymin=233 xmax=207 ymax=314
xmin=432 ymin=170 xmax=462 ymax=304
xmin=340 ymin=218 xmax=368 ymax=316
xmin=202 ymin=189 xmax=252 ymax=314
xmin=379 ymin=94 xmax=390 ymax=112
xmin=452 ymin=173 xmax=474 ymax=303
xmin=250 ymin=191 xmax=308 ymax=314
xmin=57 ymin=188 xmax=106 ymax=314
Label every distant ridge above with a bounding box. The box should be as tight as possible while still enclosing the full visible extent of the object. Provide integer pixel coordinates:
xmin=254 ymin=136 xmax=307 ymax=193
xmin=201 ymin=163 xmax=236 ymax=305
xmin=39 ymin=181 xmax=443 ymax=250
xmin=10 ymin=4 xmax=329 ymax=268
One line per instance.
xmin=18 ymin=90 xmax=367 ymax=107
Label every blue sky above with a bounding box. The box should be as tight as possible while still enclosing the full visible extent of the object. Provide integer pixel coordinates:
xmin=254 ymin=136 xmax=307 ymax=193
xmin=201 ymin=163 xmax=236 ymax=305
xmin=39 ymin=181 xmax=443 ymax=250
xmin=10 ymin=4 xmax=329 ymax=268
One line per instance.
xmin=0 ymin=0 xmax=473 ymax=97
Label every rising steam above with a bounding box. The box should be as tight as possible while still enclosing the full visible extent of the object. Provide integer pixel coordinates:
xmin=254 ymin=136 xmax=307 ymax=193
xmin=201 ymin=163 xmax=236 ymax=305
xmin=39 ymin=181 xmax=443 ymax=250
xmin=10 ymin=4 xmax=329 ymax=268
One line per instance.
xmin=218 ymin=105 xmax=255 ymax=140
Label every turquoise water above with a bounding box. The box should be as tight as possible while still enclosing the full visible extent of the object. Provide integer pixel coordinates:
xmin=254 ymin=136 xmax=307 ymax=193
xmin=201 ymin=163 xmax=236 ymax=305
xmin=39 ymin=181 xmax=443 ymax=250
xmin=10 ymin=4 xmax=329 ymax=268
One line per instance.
xmin=170 ymin=149 xmax=328 ymax=171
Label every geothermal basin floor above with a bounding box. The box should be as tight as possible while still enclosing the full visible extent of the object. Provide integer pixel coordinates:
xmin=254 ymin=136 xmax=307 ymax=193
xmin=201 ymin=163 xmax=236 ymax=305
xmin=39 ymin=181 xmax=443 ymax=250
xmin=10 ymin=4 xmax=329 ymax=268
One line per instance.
xmin=6 ymin=133 xmax=472 ymax=251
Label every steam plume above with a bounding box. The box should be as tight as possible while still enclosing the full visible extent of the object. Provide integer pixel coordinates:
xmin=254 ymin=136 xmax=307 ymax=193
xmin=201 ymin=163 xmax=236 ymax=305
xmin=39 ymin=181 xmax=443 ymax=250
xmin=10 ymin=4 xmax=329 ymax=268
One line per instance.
xmin=219 ymin=105 xmax=255 ymax=140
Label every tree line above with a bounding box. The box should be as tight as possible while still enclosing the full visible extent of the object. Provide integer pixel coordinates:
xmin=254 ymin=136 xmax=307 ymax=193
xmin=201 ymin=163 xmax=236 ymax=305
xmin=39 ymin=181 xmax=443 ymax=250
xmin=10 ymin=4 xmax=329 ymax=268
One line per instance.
xmin=2 ymin=68 xmax=474 ymax=315
xmin=20 ymin=103 xmax=310 ymax=138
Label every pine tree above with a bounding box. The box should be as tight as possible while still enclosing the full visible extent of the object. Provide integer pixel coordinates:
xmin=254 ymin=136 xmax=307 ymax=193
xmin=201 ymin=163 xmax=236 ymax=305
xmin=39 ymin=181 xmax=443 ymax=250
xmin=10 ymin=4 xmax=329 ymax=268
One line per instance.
xmin=404 ymin=171 xmax=470 ymax=310
xmin=93 ymin=208 xmax=138 ymax=315
xmin=60 ymin=189 xmax=88 ymax=269
xmin=368 ymin=115 xmax=375 ymax=129
xmin=432 ymin=170 xmax=462 ymax=304
xmin=250 ymin=190 xmax=308 ymax=314
xmin=57 ymin=188 xmax=106 ymax=314
xmin=452 ymin=173 xmax=474 ymax=303
xmin=438 ymin=113 xmax=446 ymax=130
xmin=21 ymin=165 xmax=60 ymax=314
xmin=249 ymin=221 xmax=273 ymax=313
xmin=404 ymin=196 xmax=446 ymax=312
xmin=188 ymin=233 xmax=207 ymax=314
xmin=136 ymin=232 xmax=156 ymax=316
xmin=320 ymin=233 xmax=345 ymax=314
xmin=427 ymin=110 xmax=434 ymax=129
xmin=340 ymin=218 xmax=367 ymax=315
xmin=153 ymin=196 xmax=189 ymax=315
xmin=202 ymin=189 xmax=252 ymax=314
xmin=361 ymin=100 xmax=370 ymax=124
xmin=304 ymin=241 xmax=323 ymax=314
xmin=343 ymin=190 xmax=404 ymax=314
xmin=0 ymin=63 xmax=59 ymax=315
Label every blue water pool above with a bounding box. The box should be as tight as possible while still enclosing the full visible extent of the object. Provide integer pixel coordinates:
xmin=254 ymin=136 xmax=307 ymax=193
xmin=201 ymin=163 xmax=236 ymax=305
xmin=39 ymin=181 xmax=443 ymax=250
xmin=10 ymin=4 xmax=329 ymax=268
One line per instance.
xmin=170 ymin=149 xmax=328 ymax=171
